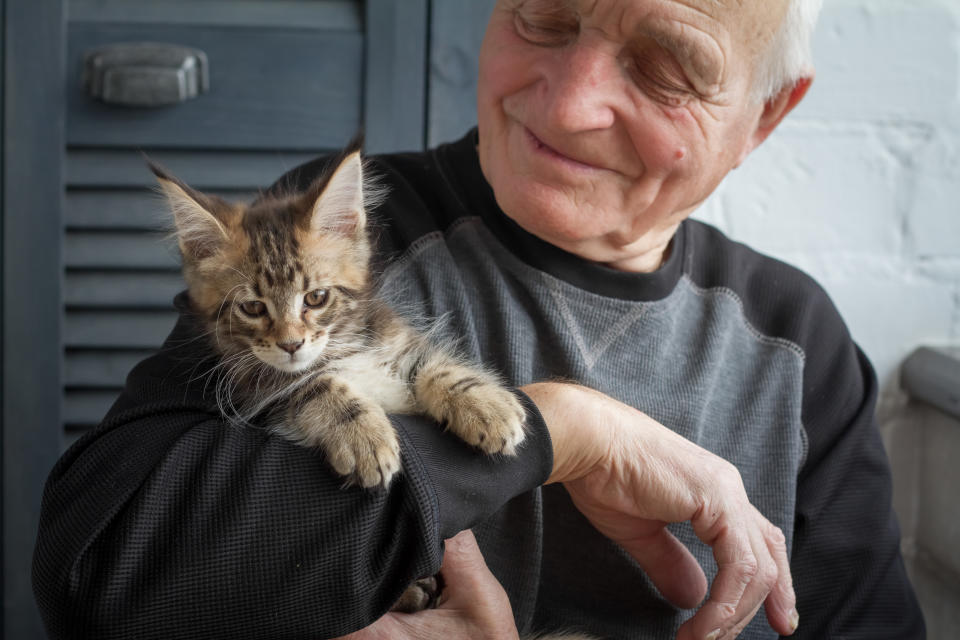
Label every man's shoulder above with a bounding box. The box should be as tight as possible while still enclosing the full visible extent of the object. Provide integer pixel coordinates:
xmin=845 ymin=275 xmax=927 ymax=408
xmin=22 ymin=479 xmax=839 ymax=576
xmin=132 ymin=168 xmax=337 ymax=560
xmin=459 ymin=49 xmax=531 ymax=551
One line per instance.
xmin=683 ymin=219 xmax=849 ymax=354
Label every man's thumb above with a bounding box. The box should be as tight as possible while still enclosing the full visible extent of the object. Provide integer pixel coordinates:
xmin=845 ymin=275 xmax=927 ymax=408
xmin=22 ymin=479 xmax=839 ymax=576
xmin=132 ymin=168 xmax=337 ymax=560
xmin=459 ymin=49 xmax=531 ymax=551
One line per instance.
xmin=439 ymin=529 xmax=491 ymax=593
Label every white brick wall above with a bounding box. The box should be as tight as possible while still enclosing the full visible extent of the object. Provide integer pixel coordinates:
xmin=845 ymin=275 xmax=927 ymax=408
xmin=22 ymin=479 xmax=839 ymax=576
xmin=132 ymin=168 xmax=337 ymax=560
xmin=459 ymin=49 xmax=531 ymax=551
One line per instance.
xmin=696 ymin=0 xmax=960 ymax=393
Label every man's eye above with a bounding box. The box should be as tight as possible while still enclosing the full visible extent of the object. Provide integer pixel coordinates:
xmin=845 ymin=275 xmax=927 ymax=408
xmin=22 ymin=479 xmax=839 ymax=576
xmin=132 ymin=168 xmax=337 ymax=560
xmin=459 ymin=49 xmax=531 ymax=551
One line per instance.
xmin=513 ymin=11 xmax=577 ymax=46
xmin=624 ymin=54 xmax=693 ymax=107
xmin=239 ymin=300 xmax=267 ymax=317
xmin=304 ymin=289 xmax=329 ymax=308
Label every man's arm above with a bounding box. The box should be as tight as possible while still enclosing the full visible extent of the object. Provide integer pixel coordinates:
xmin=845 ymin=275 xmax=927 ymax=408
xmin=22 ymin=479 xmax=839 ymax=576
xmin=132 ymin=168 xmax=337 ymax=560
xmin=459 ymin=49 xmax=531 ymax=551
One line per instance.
xmin=31 ymin=311 xmax=553 ymax=640
xmin=792 ymin=338 xmax=925 ymax=637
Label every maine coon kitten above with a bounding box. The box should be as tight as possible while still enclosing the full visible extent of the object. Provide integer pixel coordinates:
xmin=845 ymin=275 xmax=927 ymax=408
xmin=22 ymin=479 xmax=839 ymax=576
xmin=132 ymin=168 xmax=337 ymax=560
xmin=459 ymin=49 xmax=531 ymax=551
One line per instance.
xmin=151 ymin=152 xmax=600 ymax=637
xmin=151 ymin=150 xmax=526 ymax=489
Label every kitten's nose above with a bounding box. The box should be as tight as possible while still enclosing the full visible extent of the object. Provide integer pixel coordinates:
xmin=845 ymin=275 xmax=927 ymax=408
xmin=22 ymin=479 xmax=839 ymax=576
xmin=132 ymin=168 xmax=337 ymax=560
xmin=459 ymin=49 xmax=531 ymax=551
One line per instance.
xmin=278 ymin=339 xmax=304 ymax=355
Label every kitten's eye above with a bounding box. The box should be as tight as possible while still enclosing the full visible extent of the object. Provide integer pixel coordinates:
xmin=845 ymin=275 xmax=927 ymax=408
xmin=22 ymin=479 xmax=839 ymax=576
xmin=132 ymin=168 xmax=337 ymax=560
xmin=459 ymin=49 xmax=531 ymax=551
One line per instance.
xmin=304 ymin=289 xmax=329 ymax=308
xmin=239 ymin=300 xmax=267 ymax=317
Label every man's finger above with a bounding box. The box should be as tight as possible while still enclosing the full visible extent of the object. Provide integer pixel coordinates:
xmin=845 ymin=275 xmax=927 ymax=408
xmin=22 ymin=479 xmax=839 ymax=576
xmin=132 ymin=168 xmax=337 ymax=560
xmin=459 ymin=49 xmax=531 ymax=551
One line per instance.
xmin=680 ymin=514 xmax=784 ymax=640
xmin=761 ymin=519 xmax=798 ymax=635
xmin=617 ymin=525 xmax=707 ymax=609
xmin=677 ymin=523 xmax=761 ymax=639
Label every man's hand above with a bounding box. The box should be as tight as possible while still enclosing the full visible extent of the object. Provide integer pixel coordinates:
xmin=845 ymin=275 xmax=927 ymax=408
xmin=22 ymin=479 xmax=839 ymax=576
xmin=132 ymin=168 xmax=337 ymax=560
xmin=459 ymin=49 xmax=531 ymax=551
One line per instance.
xmin=335 ymin=529 xmax=519 ymax=640
xmin=523 ymin=382 xmax=799 ymax=640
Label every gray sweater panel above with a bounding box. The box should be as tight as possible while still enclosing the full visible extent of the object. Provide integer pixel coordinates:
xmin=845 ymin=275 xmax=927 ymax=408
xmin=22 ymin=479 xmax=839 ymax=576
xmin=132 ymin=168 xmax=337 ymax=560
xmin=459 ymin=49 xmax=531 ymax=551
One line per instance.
xmin=380 ymin=216 xmax=805 ymax=638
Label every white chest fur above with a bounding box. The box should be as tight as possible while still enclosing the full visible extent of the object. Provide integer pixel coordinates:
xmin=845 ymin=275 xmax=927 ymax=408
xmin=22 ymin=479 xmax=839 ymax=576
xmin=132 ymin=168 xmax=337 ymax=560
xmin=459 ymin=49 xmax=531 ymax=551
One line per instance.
xmin=327 ymin=351 xmax=417 ymax=415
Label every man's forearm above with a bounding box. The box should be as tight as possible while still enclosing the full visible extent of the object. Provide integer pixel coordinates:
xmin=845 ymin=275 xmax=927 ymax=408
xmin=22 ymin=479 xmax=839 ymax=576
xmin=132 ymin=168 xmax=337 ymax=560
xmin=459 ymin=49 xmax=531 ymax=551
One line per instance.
xmin=32 ymin=317 xmax=553 ymax=639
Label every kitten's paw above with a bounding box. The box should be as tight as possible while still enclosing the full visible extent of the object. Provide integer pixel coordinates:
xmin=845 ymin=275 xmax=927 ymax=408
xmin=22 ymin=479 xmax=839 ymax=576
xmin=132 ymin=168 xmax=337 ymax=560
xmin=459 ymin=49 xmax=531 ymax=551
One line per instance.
xmin=324 ymin=409 xmax=401 ymax=488
xmin=444 ymin=383 xmax=527 ymax=456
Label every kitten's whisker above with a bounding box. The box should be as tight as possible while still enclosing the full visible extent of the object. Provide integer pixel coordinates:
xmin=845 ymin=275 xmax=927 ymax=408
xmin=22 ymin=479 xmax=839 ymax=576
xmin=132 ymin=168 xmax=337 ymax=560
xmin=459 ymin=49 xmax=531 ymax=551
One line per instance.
xmin=225 ymin=266 xmax=252 ymax=282
xmin=193 ymin=348 xmax=247 ymax=382
xmin=216 ymin=285 xmax=247 ymax=346
xmin=166 ymin=326 xmax=219 ymax=355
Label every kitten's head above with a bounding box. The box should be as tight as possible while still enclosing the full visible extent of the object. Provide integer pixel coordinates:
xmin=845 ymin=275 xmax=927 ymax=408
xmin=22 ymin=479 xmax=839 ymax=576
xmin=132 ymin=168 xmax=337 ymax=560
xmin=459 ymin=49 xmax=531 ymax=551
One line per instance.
xmin=153 ymin=152 xmax=381 ymax=374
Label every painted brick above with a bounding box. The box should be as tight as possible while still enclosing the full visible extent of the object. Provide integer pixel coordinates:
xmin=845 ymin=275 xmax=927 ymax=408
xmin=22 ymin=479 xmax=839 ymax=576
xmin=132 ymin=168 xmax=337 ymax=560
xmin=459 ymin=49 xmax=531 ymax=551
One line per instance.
xmin=710 ymin=122 xmax=908 ymax=257
xmin=814 ymin=271 xmax=954 ymax=390
xmin=905 ymin=132 xmax=960 ymax=258
xmin=796 ymin=0 xmax=960 ymax=123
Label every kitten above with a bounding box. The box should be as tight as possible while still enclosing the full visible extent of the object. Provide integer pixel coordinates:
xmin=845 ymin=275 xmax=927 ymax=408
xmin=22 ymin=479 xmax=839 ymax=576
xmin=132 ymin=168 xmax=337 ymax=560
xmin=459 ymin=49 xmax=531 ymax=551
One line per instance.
xmin=151 ymin=150 xmax=526 ymax=489
xmin=151 ymin=152 xmax=598 ymax=638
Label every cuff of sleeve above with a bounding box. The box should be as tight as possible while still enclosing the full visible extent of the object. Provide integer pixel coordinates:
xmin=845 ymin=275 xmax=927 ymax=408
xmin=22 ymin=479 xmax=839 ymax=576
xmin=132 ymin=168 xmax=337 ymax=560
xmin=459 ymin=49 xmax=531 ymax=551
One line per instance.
xmin=393 ymin=389 xmax=552 ymax=540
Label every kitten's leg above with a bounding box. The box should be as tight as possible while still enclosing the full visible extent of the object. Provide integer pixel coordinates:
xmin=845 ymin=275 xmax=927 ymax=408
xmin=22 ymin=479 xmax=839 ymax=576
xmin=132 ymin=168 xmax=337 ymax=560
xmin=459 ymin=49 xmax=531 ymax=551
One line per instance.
xmin=412 ymin=352 xmax=526 ymax=456
xmin=285 ymin=376 xmax=401 ymax=488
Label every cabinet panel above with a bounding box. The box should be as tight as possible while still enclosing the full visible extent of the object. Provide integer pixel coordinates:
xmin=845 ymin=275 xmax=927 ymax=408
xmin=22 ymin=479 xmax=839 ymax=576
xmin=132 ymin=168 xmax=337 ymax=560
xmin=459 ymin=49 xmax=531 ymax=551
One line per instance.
xmin=67 ymin=23 xmax=363 ymax=150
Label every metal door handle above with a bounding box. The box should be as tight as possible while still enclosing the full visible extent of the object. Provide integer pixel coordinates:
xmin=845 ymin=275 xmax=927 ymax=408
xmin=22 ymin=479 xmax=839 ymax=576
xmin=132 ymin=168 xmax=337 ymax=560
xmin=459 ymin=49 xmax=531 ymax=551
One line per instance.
xmin=84 ymin=42 xmax=209 ymax=107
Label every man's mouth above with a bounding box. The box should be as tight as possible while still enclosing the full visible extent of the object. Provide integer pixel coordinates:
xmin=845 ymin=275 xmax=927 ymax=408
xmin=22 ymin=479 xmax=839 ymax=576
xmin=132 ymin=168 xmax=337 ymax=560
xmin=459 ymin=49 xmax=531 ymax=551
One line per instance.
xmin=524 ymin=127 xmax=602 ymax=172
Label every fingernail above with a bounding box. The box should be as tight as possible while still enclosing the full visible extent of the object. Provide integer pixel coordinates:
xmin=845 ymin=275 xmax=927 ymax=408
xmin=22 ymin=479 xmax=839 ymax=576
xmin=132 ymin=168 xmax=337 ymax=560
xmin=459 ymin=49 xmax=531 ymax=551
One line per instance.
xmin=789 ymin=608 xmax=800 ymax=632
xmin=706 ymin=630 xmax=722 ymax=640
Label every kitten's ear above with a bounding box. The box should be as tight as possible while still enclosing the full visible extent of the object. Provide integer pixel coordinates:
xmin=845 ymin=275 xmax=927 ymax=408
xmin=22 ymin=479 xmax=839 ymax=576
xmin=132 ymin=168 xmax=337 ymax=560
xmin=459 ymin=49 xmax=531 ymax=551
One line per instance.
xmin=308 ymin=151 xmax=366 ymax=236
xmin=149 ymin=161 xmax=230 ymax=260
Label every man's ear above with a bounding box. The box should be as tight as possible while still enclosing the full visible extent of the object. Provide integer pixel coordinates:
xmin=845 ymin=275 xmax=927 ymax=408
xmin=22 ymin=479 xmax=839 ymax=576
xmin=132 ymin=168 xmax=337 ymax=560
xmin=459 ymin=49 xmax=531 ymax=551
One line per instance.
xmin=735 ymin=76 xmax=813 ymax=168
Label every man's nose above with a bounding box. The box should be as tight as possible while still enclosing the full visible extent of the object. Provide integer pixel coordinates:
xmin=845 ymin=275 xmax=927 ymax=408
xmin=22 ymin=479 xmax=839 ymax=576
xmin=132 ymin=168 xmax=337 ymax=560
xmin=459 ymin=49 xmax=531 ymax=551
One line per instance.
xmin=544 ymin=42 xmax=618 ymax=132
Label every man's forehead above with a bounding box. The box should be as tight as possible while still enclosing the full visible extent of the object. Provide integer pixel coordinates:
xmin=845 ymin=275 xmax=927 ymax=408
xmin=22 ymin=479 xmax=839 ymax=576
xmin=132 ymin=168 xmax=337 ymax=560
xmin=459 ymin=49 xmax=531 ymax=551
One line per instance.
xmin=509 ymin=0 xmax=789 ymax=93
xmin=512 ymin=0 xmax=788 ymax=45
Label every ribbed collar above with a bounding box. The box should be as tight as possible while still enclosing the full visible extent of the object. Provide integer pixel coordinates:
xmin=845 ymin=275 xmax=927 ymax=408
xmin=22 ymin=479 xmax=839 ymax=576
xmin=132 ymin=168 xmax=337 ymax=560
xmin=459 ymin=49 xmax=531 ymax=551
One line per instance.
xmin=433 ymin=129 xmax=687 ymax=303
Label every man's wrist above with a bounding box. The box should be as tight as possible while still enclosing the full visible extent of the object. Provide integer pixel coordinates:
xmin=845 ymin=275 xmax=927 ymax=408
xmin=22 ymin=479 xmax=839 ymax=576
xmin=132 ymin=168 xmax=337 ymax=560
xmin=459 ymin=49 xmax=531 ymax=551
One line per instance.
xmin=519 ymin=382 xmax=607 ymax=485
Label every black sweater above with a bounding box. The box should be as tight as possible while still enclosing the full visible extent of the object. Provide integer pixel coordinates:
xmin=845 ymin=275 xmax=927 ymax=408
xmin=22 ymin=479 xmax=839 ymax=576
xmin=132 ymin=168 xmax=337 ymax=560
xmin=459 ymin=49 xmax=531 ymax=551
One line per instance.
xmin=33 ymin=131 xmax=924 ymax=639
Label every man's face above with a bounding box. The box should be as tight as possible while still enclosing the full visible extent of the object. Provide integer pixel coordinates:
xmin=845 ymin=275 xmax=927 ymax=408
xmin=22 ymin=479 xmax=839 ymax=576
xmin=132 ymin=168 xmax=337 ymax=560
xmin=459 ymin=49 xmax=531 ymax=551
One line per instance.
xmin=477 ymin=0 xmax=790 ymax=271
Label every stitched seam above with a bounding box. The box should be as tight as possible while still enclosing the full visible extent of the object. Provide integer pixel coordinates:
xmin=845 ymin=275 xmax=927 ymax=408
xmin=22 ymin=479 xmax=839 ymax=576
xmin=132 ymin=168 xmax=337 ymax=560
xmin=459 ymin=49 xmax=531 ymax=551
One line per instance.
xmin=680 ymin=275 xmax=808 ymax=471
xmin=382 ymin=230 xmax=446 ymax=284
xmin=682 ymin=275 xmax=807 ymax=361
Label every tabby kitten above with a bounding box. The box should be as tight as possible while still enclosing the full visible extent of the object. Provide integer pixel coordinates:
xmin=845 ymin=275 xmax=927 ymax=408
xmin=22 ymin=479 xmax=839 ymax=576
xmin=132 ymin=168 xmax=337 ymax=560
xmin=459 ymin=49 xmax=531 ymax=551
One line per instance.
xmin=152 ymin=151 xmax=526 ymax=488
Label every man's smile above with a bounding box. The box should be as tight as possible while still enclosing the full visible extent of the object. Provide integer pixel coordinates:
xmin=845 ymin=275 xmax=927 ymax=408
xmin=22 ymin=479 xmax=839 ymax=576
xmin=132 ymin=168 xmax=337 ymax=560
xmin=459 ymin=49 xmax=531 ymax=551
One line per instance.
xmin=522 ymin=125 xmax=607 ymax=174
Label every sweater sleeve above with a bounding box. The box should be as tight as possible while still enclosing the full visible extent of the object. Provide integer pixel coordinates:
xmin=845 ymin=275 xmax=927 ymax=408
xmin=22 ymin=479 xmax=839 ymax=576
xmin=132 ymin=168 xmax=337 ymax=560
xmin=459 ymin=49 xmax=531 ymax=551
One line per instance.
xmin=791 ymin=307 xmax=925 ymax=637
xmin=31 ymin=310 xmax=552 ymax=640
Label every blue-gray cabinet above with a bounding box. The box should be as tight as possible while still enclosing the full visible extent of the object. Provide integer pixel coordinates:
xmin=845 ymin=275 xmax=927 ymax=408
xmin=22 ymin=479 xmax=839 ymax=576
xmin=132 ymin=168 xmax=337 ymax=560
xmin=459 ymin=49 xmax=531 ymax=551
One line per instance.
xmin=2 ymin=0 xmax=493 ymax=636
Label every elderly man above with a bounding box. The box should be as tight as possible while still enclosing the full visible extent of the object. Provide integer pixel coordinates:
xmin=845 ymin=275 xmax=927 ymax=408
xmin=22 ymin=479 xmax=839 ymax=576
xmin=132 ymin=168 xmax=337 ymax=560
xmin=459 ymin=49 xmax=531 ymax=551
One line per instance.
xmin=33 ymin=0 xmax=923 ymax=639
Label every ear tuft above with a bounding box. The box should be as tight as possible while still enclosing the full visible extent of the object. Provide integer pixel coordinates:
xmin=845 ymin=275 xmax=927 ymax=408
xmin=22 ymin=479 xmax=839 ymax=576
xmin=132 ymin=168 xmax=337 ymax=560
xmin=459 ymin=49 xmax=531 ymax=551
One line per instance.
xmin=150 ymin=162 xmax=230 ymax=260
xmin=308 ymin=152 xmax=367 ymax=236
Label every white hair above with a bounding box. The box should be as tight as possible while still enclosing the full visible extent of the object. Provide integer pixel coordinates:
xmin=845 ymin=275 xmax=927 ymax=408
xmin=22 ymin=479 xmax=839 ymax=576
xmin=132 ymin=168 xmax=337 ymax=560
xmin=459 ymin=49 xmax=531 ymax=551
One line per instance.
xmin=752 ymin=0 xmax=824 ymax=102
